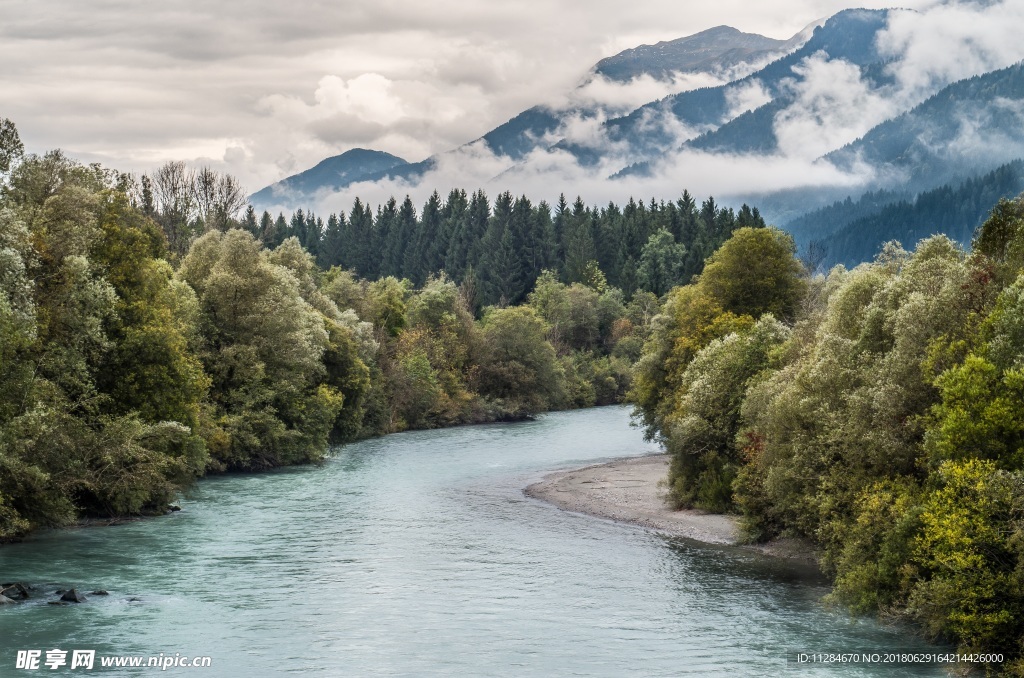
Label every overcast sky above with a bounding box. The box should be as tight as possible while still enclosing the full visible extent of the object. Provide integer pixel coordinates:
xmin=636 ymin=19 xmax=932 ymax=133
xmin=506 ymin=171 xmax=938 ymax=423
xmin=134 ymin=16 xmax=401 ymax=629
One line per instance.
xmin=0 ymin=0 xmax=944 ymax=194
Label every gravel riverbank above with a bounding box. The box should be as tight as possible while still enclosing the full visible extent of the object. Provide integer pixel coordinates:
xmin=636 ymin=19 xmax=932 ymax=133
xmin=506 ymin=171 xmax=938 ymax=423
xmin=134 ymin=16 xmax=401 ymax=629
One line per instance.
xmin=525 ymin=454 xmax=817 ymax=562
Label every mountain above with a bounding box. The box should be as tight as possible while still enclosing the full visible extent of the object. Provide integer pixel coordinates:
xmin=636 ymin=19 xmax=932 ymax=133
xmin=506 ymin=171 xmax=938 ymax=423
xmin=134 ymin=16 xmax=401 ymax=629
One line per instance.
xmin=607 ymin=9 xmax=892 ymax=169
xmin=470 ymin=24 xmax=812 ymax=164
xmin=251 ymin=22 xmax=810 ymax=206
xmin=779 ymin=61 xmax=1024 ymax=252
xmin=826 ymin=62 xmax=1024 ymax=191
xmin=250 ymin=148 xmax=407 ymax=210
xmin=592 ymin=25 xmax=791 ymax=83
xmin=249 ymin=4 xmax=1024 ymax=273
xmin=814 ymin=160 xmax=1024 ymax=266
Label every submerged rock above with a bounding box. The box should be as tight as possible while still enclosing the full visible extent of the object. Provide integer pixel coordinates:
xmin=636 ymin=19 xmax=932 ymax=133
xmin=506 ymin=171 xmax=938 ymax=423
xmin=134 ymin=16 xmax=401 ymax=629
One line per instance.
xmin=89 ymin=590 xmax=109 ymax=596
xmin=0 ymin=594 xmax=17 ymax=605
xmin=0 ymin=582 xmax=30 ymax=600
xmin=59 ymin=589 xmax=87 ymax=603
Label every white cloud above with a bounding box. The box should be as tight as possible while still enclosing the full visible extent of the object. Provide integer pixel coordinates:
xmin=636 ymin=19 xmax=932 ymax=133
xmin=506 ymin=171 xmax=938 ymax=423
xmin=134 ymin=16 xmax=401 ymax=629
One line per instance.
xmin=247 ymin=0 xmax=1024 ymax=225
xmin=724 ymin=79 xmax=772 ymax=120
xmin=878 ymin=0 xmax=1024 ymax=101
xmin=773 ymin=52 xmax=900 ymax=160
xmin=0 ymin=0 xmax=935 ymax=195
xmin=567 ymin=72 xmax=731 ymax=116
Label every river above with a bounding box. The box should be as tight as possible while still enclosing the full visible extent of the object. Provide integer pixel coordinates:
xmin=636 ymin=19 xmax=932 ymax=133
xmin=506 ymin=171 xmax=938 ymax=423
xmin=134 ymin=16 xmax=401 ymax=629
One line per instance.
xmin=0 ymin=406 xmax=945 ymax=676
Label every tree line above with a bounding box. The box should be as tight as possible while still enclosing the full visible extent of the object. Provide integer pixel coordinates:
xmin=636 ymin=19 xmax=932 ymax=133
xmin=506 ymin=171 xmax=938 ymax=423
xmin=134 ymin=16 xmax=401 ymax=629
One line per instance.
xmin=226 ymin=190 xmax=765 ymax=308
xmin=632 ymin=202 xmax=1024 ymax=672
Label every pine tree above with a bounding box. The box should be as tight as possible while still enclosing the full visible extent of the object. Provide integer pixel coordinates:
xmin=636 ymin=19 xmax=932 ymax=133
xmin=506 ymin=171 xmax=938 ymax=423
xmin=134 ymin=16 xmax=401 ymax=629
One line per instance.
xmin=377 ymin=197 xmax=400 ymax=277
xmin=563 ymin=196 xmax=597 ymax=284
xmin=464 ymin=190 xmax=490 ymax=274
xmin=441 ymin=188 xmax=470 ymax=279
xmin=319 ymin=212 xmax=345 ymax=269
xmin=406 ymin=191 xmax=442 ymax=285
xmin=242 ymin=205 xmax=258 ymax=235
xmin=393 ymin=196 xmax=417 ymax=278
xmin=481 ymin=192 xmax=519 ymax=306
xmin=348 ymin=200 xmax=374 ymax=276
xmin=258 ymin=211 xmax=274 ymax=247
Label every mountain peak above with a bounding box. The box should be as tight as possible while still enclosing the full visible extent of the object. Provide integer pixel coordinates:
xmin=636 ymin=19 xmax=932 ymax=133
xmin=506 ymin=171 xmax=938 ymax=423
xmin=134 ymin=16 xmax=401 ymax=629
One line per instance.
xmin=592 ymin=25 xmax=789 ymax=83
xmin=250 ymin=148 xmax=407 ymax=210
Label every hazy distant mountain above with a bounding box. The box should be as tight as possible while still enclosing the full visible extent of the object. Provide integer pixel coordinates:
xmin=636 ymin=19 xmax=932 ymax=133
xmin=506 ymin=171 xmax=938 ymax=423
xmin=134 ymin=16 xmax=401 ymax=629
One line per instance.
xmin=775 ymin=62 xmax=1024 ymax=239
xmin=776 ymin=63 xmax=1024 ymax=260
xmin=827 ymin=62 xmax=1024 ymax=190
xmin=250 ymin=148 xmax=406 ymax=210
xmin=811 ymin=161 xmax=1024 ymax=266
xmin=250 ymin=4 xmax=1024 ymax=272
xmin=252 ymin=22 xmax=811 ymax=206
xmin=592 ymin=25 xmax=791 ymax=83
xmin=604 ymin=9 xmax=892 ymax=166
xmin=486 ymin=24 xmax=817 ymax=166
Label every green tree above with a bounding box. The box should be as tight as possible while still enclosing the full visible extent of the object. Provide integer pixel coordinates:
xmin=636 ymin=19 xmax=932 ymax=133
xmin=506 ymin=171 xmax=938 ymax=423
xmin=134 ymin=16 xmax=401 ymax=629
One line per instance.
xmin=177 ymin=229 xmax=343 ymax=470
xmin=476 ymin=306 xmax=562 ymax=417
xmin=638 ymin=228 xmax=687 ymax=296
xmin=0 ymin=117 xmax=24 ymax=175
xmin=698 ymin=226 xmax=806 ymax=320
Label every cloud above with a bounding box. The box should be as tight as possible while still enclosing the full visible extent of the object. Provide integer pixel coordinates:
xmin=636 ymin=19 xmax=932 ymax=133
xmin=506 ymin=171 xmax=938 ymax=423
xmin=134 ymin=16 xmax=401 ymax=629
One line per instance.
xmin=773 ymin=52 xmax=900 ymax=159
xmin=567 ymin=72 xmax=731 ymax=117
xmin=247 ymin=0 xmax=1024 ymax=230
xmin=725 ymin=79 xmax=772 ymax=120
xmin=939 ymin=96 xmax=1024 ymax=162
xmin=878 ymin=0 xmax=1024 ymax=100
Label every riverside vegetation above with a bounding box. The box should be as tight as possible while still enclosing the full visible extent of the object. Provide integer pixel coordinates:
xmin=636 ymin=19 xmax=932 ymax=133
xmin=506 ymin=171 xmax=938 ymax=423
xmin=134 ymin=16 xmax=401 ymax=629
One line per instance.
xmin=632 ymin=198 xmax=1024 ymax=672
xmin=0 ymin=117 xmax=741 ymax=541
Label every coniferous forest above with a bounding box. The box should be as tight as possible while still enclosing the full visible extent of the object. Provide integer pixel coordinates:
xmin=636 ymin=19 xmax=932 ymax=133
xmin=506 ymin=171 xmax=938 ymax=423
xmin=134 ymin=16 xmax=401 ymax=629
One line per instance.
xmin=235 ymin=189 xmax=764 ymax=307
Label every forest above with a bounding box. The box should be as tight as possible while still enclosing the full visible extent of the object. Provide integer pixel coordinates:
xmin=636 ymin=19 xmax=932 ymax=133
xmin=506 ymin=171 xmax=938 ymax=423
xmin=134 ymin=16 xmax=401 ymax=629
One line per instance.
xmin=785 ymin=160 xmax=1024 ymax=267
xmin=632 ymin=198 xmax=1024 ymax=672
xmin=233 ymin=188 xmax=764 ymax=307
xmin=0 ymin=119 xmax=734 ymax=542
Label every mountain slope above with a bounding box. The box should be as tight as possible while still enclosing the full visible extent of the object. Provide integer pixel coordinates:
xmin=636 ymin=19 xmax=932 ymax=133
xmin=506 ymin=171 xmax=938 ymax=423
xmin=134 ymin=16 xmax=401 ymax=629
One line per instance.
xmin=250 ymin=22 xmax=811 ymax=209
xmin=818 ymin=160 xmax=1024 ymax=266
xmin=827 ymin=61 xmax=1024 ymax=190
xmin=250 ymin=148 xmax=407 ymax=210
xmin=605 ymin=8 xmax=892 ymax=171
xmin=592 ymin=25 xmax=789 ymax=83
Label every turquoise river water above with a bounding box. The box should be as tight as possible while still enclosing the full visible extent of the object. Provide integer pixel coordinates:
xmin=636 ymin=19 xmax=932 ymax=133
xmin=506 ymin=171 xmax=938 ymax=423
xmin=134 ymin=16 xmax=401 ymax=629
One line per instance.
xmin=0 ymin=406 xmax=949 ymax=676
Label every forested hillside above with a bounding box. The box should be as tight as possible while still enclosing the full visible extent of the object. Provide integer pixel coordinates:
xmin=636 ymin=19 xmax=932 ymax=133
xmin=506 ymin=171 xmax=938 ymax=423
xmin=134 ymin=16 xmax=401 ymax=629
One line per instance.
xmin=786 ymin=161 xmax=1024 ymax=265
xmin=632 ymin=197 xmax=1024 ymax=672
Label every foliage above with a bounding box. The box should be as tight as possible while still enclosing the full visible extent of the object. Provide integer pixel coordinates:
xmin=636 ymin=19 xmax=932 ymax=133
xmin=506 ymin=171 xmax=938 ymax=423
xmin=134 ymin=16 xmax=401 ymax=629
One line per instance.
xmin=476 ymin=307 xmax=563 ymax=418
xmin=0 ymin=146 xmax=212 ymax=538
xmin=664 ymin=316 xmax=789 ymax=511
xmin=177 ymin=229 xmax=343 ymax=470
xmin=632 ymin=196 xmax=1024 ymax=668
xmin=258 ymin=189 xmax=763 ymax=307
